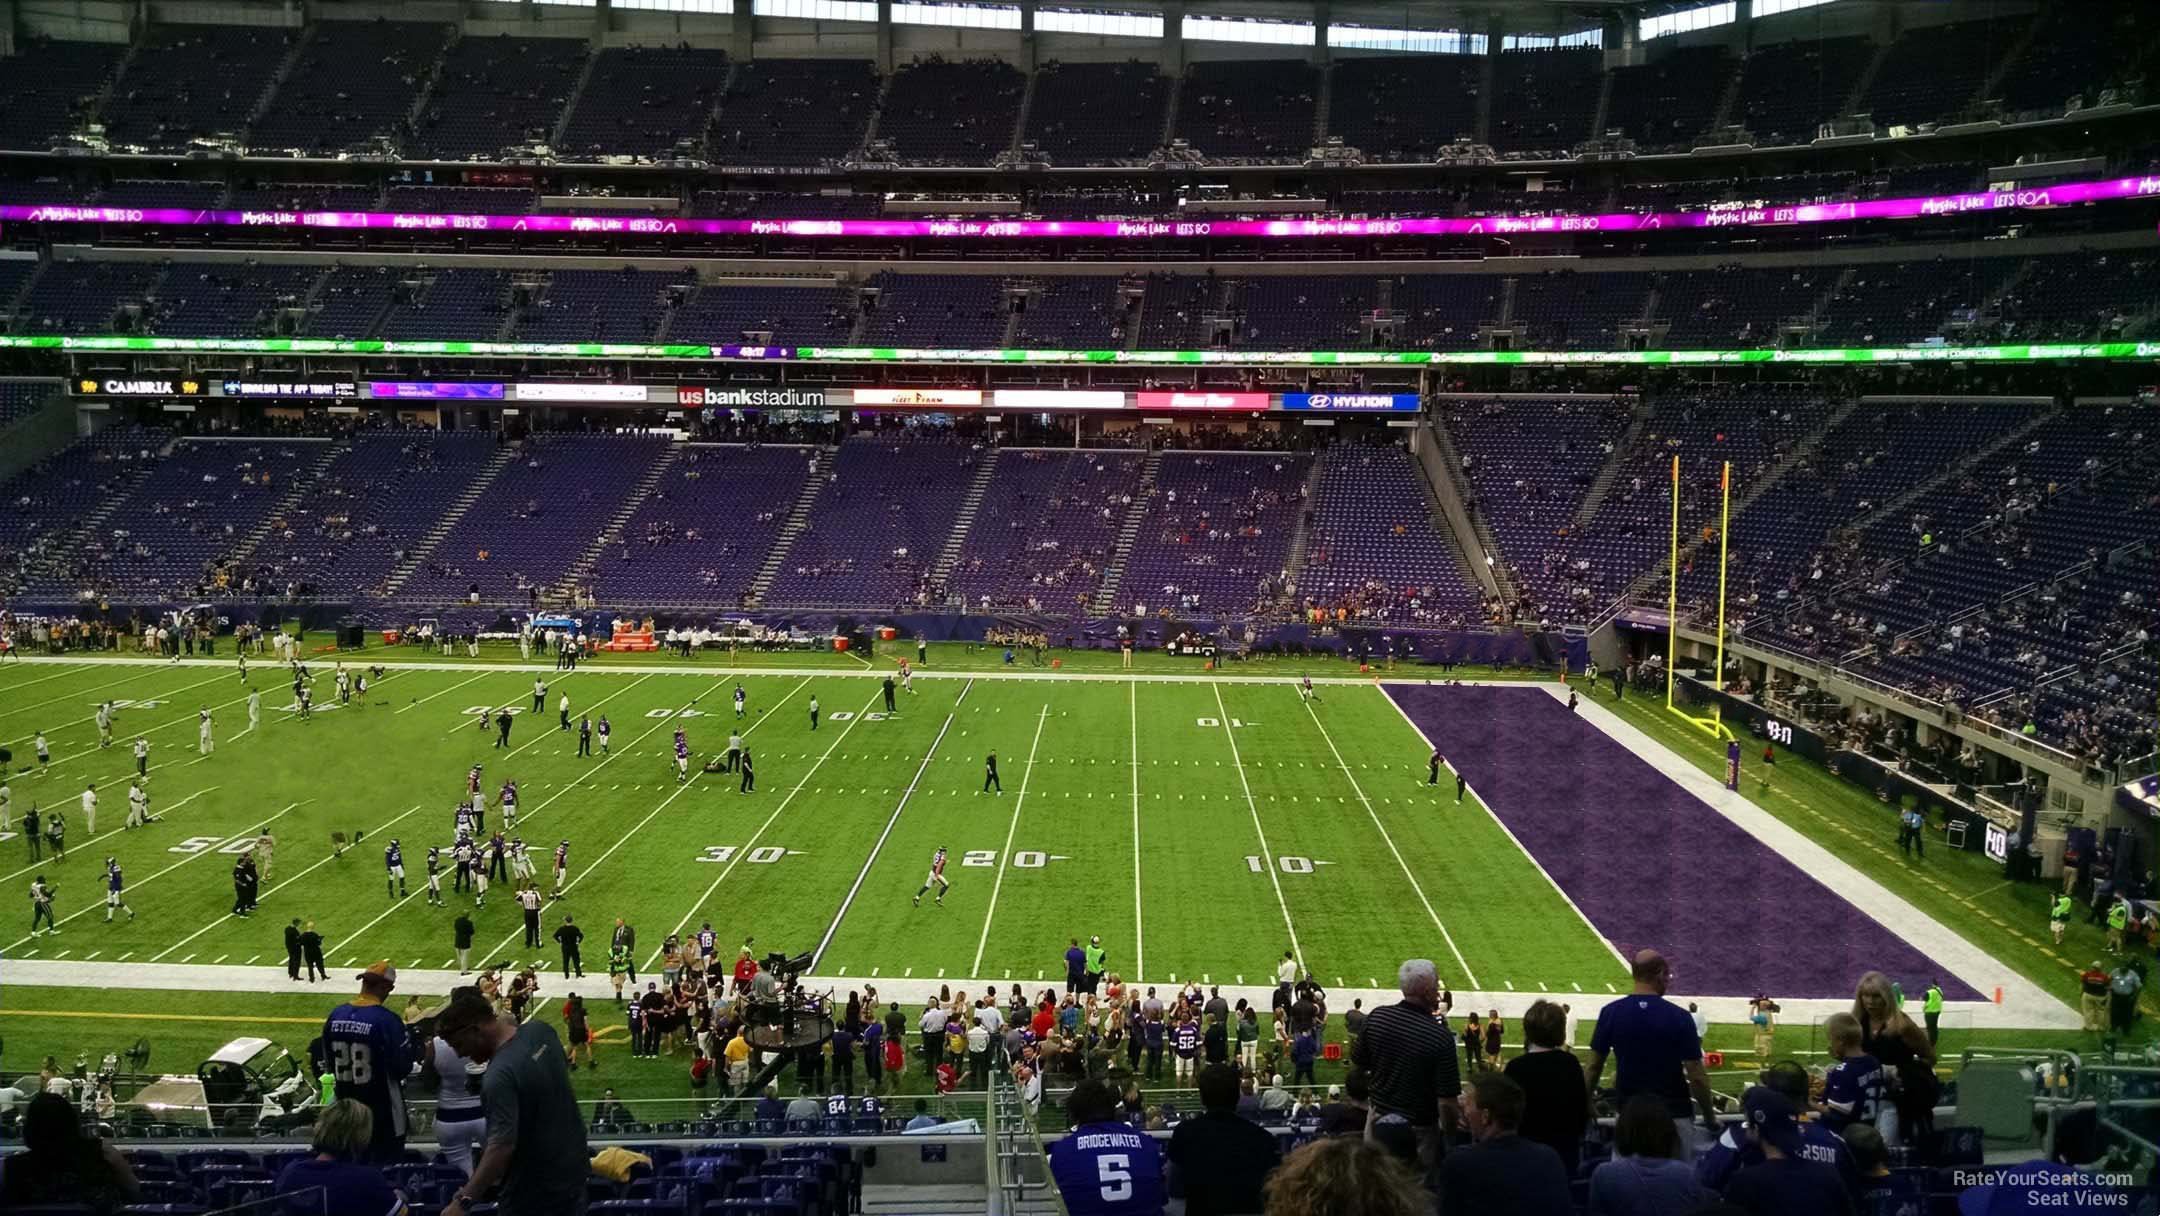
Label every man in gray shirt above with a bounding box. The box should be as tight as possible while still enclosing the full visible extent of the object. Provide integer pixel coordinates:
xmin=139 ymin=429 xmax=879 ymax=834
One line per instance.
xmin=437 ymin=989 xmax=591 ymax=1216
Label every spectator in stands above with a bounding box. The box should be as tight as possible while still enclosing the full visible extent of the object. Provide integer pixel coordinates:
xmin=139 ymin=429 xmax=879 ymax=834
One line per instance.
xmin=1586 ymin=1093 xmax=1712 ymax=1215
xmin=1165 ymin=1062 xmax=1281 ymax=1216
xmin=274 ymin=1099 xmax=411 ymax=1216
xmin=905 ymin=1098 xmax=940 ymax=1131
xmin=1263 ymin=1135 xmax=1429 ymax=1216
xmin=1503 ymin=998 xmax=1588 ymax=1176
xmin=1696 ymin=1061 xmax=1856 ymax=1195
xmin=1853 ymin=970 xmax=1935 ymax=1147
xmin=1351 ymin=958 xmax=1461 ymax=1185
xmin=1436 ymin=1073 xmax=1572 ymax=1216
xmin=0 ymin=1091 xmax=140 ymax=1213
xmin=435 ymin=986 xmax=590 ymax=1216
xmin=1587 ymin=949 xmax=1717 ymax=1152
xmin=1721 ymin=1086 xmax=1856 ymax=1216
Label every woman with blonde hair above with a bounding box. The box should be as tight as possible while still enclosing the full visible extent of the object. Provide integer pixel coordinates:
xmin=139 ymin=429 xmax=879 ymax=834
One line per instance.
xmin=1262 ymin=1134 xmax=1427 ymax=1216
xmin=1853 ymin=970 xmax=1938 ymax=1145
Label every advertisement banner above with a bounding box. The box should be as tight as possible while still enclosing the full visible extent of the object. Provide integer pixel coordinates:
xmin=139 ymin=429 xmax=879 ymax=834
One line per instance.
xmin=1278 ymin=392 xmax=1421 ymax=413
xmin=368 ymin=382 xmax=506 ymax=401
xmin=512 ymin=383 xmax=649 ymax=403
xmin=75 ymin=376 xmax=203 ymax=397
xmin=1135 ymin=391 xmax=1270 ymax=411
xmin=990 ymin=389 xmax=1128 ymax=410
xmin=678 ymin=386 xmax=830 ymax=409
xmin=852 ymin=388 xmax=985 ymax=407
xmin=1675 ymin=675 xmax=1831 ymax=765
xmin=218 ymin=380 xmax=357 ymax=399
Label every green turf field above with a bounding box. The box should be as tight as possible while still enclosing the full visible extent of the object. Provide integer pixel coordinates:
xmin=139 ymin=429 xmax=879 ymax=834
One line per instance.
xmin=0 ymin=652 xmax=1624 ymax=995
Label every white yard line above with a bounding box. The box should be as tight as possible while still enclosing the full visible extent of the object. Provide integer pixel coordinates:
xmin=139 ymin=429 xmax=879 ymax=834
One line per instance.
xmin=1212 ymin=683 xmax=1305 ymax=971
xmin=1130 ymin=679 xmax=1145 ymax=983
xmin=148 ymin=803 xmax=428 ymax=962
xmin=1299 ymin=692 xmax=1479 ymax=989
xmin=970 ymin=704 xmax=1051 ymax=976
xmin=809 ymin=680 xmax=974 ymax=971
xmin=37 ymin=680 xmax=275 ymax=785
xmin=6 ymin=799 xmax=310 ymax=949
xmin=1380 ymin=691 xmax=1630 ymax=975
xmin=0 ymin=665 xmax=191 ymax=722
xmin=0 ymin=787 xmax=220 ymax=887
xmin=397 ymin=670 xmax=493 ymax=714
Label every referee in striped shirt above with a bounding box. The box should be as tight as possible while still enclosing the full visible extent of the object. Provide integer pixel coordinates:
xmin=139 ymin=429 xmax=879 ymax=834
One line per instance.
xmin=1352 ymin=958 xmax=1462 ymax=1186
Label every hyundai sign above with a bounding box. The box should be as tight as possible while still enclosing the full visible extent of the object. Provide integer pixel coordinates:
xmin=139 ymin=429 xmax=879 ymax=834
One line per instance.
xmin=1279 ymin=393 xmax=1421 ymax=413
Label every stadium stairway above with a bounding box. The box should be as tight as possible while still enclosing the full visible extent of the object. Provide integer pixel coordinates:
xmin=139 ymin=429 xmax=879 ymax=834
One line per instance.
xmin=930 ymin=449 xmax=1001 ymax=588
xmin=1088 ymin=446 xmax=1161 ymax=614
xmin=1420 ymin=413 xmax=1516 ymax=606
xmin=1614 ymin=396 xmax=1863 ymax=607
xmin=222 ymin=438 xmax=344 ymax=571
xmin=378 ymin=441 xmax=517 ymax=597
xmin=1008 ymin=65 xmax=1038 ymax=159
xmin=1570 ymin=400 xmax=1650 ymax=532
xmin=550 ymin=47 xmax=604 ymax=151
xmin=553 ymin=440 xmax=683 ymax=603
xmin=1280 ymin=456 xmax=1326 ymax=588
xmin=745 ymin=446 xmax=833 ymax=608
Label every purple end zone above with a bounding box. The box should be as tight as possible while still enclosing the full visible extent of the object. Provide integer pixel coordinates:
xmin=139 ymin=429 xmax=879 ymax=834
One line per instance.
xmin=1388 ymin=684 xmax=1981 ymax=1002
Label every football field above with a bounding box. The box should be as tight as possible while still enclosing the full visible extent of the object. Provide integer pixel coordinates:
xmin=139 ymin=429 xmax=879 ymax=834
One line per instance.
xmin=0 ymin=650 xmax=2044 ymax=1023
xmin=0 ymin=655 xmax=1633 ymax=995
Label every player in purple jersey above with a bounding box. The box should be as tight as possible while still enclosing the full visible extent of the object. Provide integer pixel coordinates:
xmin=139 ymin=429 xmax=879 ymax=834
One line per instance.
xmin=1049 ymin=1079 xmax=1165 ymax=1216
xmin=673 ymin=729 xmax=691 ymax=784
xmin=320 ymin=962 xmax=412 ymax=1163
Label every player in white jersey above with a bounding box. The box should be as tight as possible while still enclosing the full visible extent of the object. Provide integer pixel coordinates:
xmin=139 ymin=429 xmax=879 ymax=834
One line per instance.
xmin=125 ymin=780 xmax=152 ymax=828
xmin=902 ymin=665 xmax=914 ymax=695
xmin=913 ymin=847 xmax=951 ymax=907
xmin=254 ymin=829 xmax=276 ymax=882
xmin=79 ymin=785 xmax=97 ymax=835
xmin=247 ymin=689 xmax=260 ymax=731
xmin=510 ymin=839 xmax=535 ymax=882
xmin=132 ymin=736 xmax=149 ymax=777
xmin=197 ymin=707 xmax=214 ymax=755
xmin=96 ymin=702 xmax=114 ymax=748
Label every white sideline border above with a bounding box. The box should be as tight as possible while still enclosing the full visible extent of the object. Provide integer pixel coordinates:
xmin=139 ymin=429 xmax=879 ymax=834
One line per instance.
xmin=0 ymin=658 xmax=2083 ymax=1028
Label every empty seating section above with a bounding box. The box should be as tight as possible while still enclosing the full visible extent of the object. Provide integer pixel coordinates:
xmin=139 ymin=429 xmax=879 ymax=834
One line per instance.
xmin=765 ymin=437 xmax=982 ymax=607
xmin=1603 ymin=46 xmax=1738 ymax=150
xmin=1137 ymin=276 xmax=1218 ymax=350
xmin=1117 ymin=452 xmax=1312 ymax=614
xmin=29 ymin=440 xmax=323 ymax=599
xmin=1300 ymin=445 xmax=1483 ymax=625
xmin=694 ymin=190 xmax=882 ymax=219
xmin=1986 ymin=253 xmax=2160 ymax=343
xmin=415 ymin=35 xmax=588 ymax=160
xmin=1731 ymin=35 xmax=1875 ymax=146
xmin=14 ymin=261 xmax=162 ymax=335
xmin=1024 ymin=62 xmax=1170 ymax=165
xmin=1859 ymin=19 xmax=2011 ymax=128
xmin=1652 ymin=265 xmax=1827 ymax=348
xmin=0 ymin=260 xmax=35 ymax=326
xmin=0 ymin=426 xmax=172 ymax=595
xmin=303 ymin=266 xmax=401 ymax=340
xmin=1815 ymin=258 xmax=2012 ymax=347
xmin=0 ymin=39 xmax=125 ymax=150
xmin=950 ymin=449 xmax=1147 ymax=611
xmin=249 ymin=431 xmax=498 ymax=597
xmin=147 ymin=262 xmax=322 ymax=337
xmin=375 ymin=269 xmax=513 ymax=342
xmin=557 ymin=46 xmax=731 ymax=160
xmin=383 ymin=185 xmax=538 ymax=215
xmin=102 ymin=25 xmax=292 ymax=151
xmin=668 ymin=283 xmax=858 ymax=347
xmin=1508 ymin=273 xmax=1650 ymax=351
xmin=1237 ymin=277 xmax=1375 ymax=350
xmin=1994 ymin=7 xmax=2146 ymax=116
xmin=1327 ymin=56 xmax=1480 ymax=163
xmin=517 ymin=269 xmax=690 ymax=344
xmin=1488 ymin=49 xmax=1601 ymax=154
xmin=1391 ymin=276 xmax=1501 ymax=351
xmin=878 ymin=59 xmax=1024 ymax=165
xmin=0 ymin=380 xmax=57 ymax=429
xmin=251 ymin=21 xmax=450 ymax=156
xmin=1174 ymin=61 xmax=1319 ymax=161
xmin=1015 ymin=278 xmax=1132 ymax=349
xmin=403 ymin=434 xmax=667 ymax=601
xmin=228 ymin=182 xmax=384 ymax=212
xmin=861 ymin=274 xmax=1009 ymax=347
xmin=1444 ymin=397 xmax=1633 ymax=615
xmin=715 ymin=60 xmax=878 ymax=166
xmin=99 ymin=179 xmax=229 ymax=209
xmin=588 ymin=445 xmax=815 ymax=607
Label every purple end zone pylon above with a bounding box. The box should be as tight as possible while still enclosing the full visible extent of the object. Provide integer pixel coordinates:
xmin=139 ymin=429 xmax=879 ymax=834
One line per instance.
xmin=1388 ymin=684 xmax=1982 ymax=1001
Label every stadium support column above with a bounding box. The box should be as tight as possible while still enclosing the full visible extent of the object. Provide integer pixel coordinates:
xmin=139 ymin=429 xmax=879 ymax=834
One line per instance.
xmin=1310 ymin=0 xmax=1329 ymax=67
xmin=0 ymin=0 xmax=15 ymax=59
xmin=1019 ymin=0 xmax=1037 ymax=72
xmin=1163 ymin=0 xmax=1185 ymax=76
xmin=1476 ymin=10 xmax=1503 ymax=144
xmin=876 ymin=0 xmax=893 ymax=74
xmin=726 ymin=0 xmax=754 ymax=63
